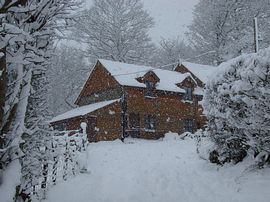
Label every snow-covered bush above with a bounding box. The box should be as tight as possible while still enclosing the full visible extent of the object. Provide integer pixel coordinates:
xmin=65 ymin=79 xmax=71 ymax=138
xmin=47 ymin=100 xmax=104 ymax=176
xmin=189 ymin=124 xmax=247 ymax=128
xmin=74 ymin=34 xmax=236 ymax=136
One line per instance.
xmin=163 ymin=133 xmax=184 ymax=141
xmin=195 ymin=130 xmax=216 ymax=161
xmin=203 ymin=48 xmax=270 ymax=165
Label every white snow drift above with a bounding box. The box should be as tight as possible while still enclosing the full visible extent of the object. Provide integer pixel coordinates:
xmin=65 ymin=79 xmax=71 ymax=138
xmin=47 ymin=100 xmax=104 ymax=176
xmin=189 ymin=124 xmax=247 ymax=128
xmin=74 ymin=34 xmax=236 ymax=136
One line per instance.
xmin=44 ymin=134 xmax=270 ymax=202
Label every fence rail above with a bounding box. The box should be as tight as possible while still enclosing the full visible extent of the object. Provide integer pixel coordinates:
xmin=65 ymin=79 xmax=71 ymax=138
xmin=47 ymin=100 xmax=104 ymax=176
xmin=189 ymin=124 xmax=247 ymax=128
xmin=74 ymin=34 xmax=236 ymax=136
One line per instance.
xmin=27 ymin=124 xmax=88 ymax=200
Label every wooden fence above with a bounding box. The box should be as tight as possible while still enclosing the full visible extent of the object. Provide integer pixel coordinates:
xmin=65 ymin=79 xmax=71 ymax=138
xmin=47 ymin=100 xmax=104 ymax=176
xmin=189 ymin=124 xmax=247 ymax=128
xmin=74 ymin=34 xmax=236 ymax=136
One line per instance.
xmin=29 ymin=125 xmax=88 ymax=200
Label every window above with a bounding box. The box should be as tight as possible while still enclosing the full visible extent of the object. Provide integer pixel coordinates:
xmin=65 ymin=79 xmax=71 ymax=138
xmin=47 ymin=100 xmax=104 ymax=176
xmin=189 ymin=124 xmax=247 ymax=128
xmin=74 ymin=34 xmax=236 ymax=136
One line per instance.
xmin=54 ymin=122 xmax=66 ymax=131
xmin=129 ymin=113 xmax=140 ymax=129
xmin=145 ymin=81 xmax=155 ymax=97
xmin=145 ymin=115 xmax=156 ymax=130
xmin=129 ymin=113 xmax=140 ymax=137
xmin=184 ymin=87 xmax=193 ymax=101
xmin=184 ymin=119 xmax=194 ymax=133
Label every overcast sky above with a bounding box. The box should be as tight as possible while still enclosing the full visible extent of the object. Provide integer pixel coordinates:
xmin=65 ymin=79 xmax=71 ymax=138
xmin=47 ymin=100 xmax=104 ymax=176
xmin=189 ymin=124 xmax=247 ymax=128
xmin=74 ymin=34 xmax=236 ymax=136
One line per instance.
xmin=85 ymin=0 xmax=199 ymax=43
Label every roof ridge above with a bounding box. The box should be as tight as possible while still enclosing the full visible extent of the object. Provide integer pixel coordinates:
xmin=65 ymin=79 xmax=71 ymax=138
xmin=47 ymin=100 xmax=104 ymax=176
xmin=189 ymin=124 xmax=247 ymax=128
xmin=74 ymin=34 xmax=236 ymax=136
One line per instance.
xmin=98 ymin=59 xmax=154 ymax=69
xmin=98 ymin=59 xmax=187 ymax=75
xmin=182 ymin=61 xmax=216 ymax=68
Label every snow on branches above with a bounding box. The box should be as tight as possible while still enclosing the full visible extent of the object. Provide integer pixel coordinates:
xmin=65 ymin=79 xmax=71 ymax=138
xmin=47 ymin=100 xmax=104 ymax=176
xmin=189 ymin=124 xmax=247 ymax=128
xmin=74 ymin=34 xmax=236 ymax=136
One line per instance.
xmin=71 ymin=0 xmax=155 ymax=65
xmin=0 ymin=0 xmax=80 ymax=200
xmin=0 ymin=0 xmax=78 ymax=166
xmin=203 ymin=48 xmax=270 ymax=166
xmin=188 ymin=0 xmax=270 ymax=65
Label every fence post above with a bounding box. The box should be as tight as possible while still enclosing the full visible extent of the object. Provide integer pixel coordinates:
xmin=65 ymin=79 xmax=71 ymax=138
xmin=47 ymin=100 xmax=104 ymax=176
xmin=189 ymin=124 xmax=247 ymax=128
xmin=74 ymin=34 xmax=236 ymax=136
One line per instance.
xmin=40 ymin=146 xmax=48 ymax=200
xmin=69 ymin=138 xmax=76 ymax=176
xmin=63 ymin=135 xmax=69 ymax=181
xmin=79 ymin=122 xmax=88 ymax=173
xmin=51 ymin=139 xmax=58 ymax=185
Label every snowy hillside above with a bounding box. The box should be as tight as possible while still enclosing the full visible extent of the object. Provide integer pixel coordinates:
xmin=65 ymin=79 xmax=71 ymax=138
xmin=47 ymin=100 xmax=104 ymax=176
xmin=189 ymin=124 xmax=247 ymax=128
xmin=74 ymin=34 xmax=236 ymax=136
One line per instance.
xmin=44 ymin=134 xmax=270 ymax=202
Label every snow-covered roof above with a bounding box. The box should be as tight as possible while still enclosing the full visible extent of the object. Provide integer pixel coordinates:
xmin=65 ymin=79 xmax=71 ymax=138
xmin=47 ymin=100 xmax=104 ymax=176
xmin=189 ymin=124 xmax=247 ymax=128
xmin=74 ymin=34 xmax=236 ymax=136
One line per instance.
xmin=181 ymin=62 xmax=218 ymax=83
xmin=99 ymin=59 xmax=190 ymax=93
xmin=50 ymin=99 xmax=119 ymax=123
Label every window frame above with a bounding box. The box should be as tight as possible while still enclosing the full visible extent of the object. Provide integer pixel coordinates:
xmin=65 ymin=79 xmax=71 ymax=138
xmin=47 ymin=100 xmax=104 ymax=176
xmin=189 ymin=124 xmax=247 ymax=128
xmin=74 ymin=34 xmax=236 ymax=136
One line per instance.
xmin=183 ymin=87 xmax=193 ymax=101
xmin=129 ymin=113 xmax=140 ymax=130
xmin=183 ymin=119 xmax=194 ymax=133
xmin=144 ymin=115 xmax=156 ymax=131
xmin=54 ymin=122 xmax=67 ymax=131
xmin=145 ymin=80 xmax=155 ymax=97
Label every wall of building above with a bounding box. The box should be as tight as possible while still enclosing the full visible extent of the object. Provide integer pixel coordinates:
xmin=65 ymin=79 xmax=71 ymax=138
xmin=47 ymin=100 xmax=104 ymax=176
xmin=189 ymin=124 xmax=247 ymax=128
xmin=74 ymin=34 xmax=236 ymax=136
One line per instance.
xmin=51 ymin=102 xmax=122 ymax=142
xmin=124 ymin=86 xmax=203 ymax=139
xmin=78 ymin=88 xmax=122 ymax=106
xmin=76 ymin=62 xmax=121 ymax=106
xmin=91 ymin=102 xmax=122 ymax=142
xmin=52 ymin=88 xmax=206 ymax=142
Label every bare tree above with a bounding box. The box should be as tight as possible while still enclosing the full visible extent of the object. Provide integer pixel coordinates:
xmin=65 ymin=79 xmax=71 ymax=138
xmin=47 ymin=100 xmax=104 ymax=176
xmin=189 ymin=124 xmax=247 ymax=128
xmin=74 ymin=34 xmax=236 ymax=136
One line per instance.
xmin=187 ymin=0 xmax=270 ymax=65
xmin=153 ymin=38 xmax=194 ymax=69
xmin=72 ymin=0 xmax=156 ymax=65
xmin=48 ymin=45 xmax=89 ymax=116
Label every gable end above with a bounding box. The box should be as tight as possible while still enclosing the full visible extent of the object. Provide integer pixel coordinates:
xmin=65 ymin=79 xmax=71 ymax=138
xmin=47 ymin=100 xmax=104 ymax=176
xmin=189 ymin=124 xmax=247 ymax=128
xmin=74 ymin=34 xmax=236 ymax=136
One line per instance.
xmin=75 ymin=60 xmax=121 ymax=106
xmin=174 ymin=64 xmax=204 ymax=87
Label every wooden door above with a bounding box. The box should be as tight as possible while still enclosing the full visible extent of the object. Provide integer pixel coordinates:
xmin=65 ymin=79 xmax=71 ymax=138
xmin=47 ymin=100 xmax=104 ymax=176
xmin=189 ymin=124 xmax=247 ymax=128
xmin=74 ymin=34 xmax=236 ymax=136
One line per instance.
xmin=86 ymin=116 xmax=97 ymax=142
xmin=129 ymin=113 xmax=140 ymax=138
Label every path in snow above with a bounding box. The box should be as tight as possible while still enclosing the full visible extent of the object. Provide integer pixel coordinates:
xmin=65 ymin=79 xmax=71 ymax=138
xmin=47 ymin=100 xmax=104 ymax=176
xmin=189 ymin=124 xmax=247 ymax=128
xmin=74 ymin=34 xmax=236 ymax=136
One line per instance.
xmin=45 ymin=137 xmax=270 ymax=202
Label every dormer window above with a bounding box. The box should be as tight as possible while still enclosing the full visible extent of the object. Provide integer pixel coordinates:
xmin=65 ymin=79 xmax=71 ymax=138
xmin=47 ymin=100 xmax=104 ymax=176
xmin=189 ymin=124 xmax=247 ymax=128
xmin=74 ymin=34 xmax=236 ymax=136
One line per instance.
xmin=184 ymin=87 xmax=193 ymax=101
xmin=139 ymin=70 xmax=159 ymax=98
xmin=176 ymin=76 xmax=196 ymax=102
xmin=145 ymin=81 xmax=155 ymax=97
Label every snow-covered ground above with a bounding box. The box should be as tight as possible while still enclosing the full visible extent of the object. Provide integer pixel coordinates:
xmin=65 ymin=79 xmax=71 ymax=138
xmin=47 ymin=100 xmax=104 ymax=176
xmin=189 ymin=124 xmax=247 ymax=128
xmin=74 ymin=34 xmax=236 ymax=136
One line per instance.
xmin=0 ymin=160 xmax=21 ymax=202
xmin=44 ymin=134 xmax=270 ymax=202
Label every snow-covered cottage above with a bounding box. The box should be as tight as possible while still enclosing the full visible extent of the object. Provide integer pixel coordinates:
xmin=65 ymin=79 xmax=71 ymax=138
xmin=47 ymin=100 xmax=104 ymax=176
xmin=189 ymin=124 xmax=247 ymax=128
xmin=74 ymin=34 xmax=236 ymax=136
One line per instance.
xmin=50 ymin=60 xmax=215 ymax=142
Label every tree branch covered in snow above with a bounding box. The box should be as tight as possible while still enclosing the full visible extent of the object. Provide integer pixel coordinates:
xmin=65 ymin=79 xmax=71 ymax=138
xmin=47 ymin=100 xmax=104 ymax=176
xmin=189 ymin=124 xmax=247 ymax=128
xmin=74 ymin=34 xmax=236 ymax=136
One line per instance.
xmin=47 ymin=45 xmax=89 ymax=117
xmin=71 ymin=0 xmax=156 ymax=65
xmin=188 ymin=0 xmax=270 ymax=65
xmin=0 ymin=0 xmax=80 ymax=200
xmin=153 ymin=38 xmax=194 ymax=70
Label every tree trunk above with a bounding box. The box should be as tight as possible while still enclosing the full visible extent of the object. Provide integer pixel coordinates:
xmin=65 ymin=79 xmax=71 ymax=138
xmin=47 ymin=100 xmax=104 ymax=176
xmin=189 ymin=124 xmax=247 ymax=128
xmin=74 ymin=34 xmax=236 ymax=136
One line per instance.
xmin=0 ymin=49 xmax=6 ymax=148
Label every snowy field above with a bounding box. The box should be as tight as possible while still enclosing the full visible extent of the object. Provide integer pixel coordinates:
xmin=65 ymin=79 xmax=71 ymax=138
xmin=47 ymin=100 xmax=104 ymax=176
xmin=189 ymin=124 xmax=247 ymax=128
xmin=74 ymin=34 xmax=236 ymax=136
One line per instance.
xmin=44 ymin=135 xmax=270 ymax=202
